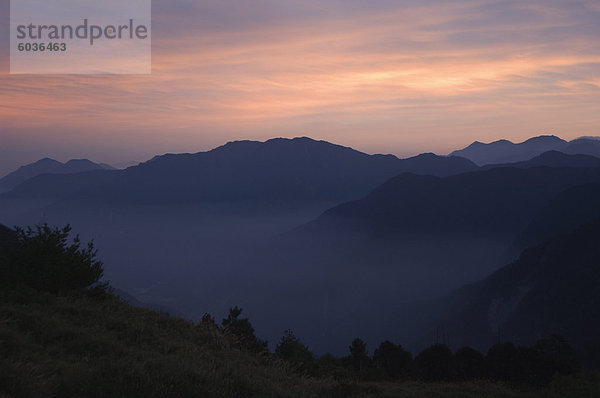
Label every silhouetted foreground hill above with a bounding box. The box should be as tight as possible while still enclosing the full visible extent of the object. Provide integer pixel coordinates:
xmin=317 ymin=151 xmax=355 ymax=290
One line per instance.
xmin=451 ymin=136 xmax=600 ymax=165
xmin=0 ymin=158 xmax=112 ymax=193
xmin=419 ymin=218 xmax=600 ymax=357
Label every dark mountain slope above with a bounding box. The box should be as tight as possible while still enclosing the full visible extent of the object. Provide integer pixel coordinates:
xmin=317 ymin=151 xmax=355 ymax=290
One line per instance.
xmin=418 ymin=217 xmax=600 ymax=353
xmin=0 ymin=158 xmax=111 ymax=193
xmin=509 ymin=182 xmax=600 ymax=253
xmin=229 ymin=167 xmax=600 ymax=353
xmin=482 ymin=151 xmax=600 ymax=170
xmin=293 ymin=166 xmax=600 ymax=240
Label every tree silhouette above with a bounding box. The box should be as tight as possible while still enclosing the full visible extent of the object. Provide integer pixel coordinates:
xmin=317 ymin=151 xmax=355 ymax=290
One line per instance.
xmin=348 ymin=338 xmax=370 ymax=371
xmin=1 ymin=224 xmax=103 ymax=293
xmin=275 ymin=330 xmax=314 ymax=372
xmin=373 ymin=340 xmax=412 ymax=377
xmin=221 ymin=307 xmax=267 ymax=352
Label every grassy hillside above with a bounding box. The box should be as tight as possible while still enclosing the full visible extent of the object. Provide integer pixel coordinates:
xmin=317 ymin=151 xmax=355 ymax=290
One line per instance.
xmin=4 ymin=287 xmax=600 ymax=397
xmin=4 ymin=287 xmax=593 ymax=398
xmin=0 ymin=288 xmax=328 ymax=397
xmin=1 ymin=224 xmax=599 ymax=397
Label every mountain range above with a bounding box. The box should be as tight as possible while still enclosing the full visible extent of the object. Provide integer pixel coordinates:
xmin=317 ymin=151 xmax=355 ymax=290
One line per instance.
xmin=0 ymin=158 xmax=114 ymax=194
xmin=2 ymin=137 xmax=476 ymax=207
xmin=2 ymin=135 xmax=600 ymax=356
xmin=451 ymin=136 xmax=600 ymax=166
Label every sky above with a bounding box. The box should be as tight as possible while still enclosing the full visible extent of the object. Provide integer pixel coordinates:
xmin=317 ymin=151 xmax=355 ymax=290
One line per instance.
xmin=1 ymin=0 xmax=600 ymax=175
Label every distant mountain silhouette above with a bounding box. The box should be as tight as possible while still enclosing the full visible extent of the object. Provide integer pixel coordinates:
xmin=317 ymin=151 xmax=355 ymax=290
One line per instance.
xmin=418 ymin=217 xmax=600 ymax=352
xmin=451 ymin=135 xmax=600 ymax=166
xmin=450 ymin=136 xmax=567 ymax=165
xmin=564 ymin=137 xmax=600 ymax=157
xmin=482 ymin=151 xmax=600 ymax=170
xmin=1 ymin=137 xmax=477 ymax=206
xmin=0 ymin=158 xmax=113 ymax=193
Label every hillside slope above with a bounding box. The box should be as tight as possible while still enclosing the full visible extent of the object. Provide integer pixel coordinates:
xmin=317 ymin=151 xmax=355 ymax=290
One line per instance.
xmin=417 ymin=218 xmax=600 ymax=353
xmin=0 ymin=288 xmax=326 ymax=398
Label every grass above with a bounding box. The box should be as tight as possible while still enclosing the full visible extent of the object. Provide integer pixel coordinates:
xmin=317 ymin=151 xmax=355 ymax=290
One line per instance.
xmin=0 ymin=288 xmax=321 ymax=397
xmin=1 ymin=287 xmax=598 ymax=397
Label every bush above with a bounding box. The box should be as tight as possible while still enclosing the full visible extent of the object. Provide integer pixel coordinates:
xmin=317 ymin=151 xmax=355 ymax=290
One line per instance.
xmin=0 ymin=224 xmax=104 ymax=293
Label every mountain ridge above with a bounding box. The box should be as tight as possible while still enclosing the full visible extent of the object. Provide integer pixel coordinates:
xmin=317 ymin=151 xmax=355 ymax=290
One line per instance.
xmin=0 ymin=158 xmax=113 ymax=193
xmin=451 ymin=135 xmax=600 ymax=165
xmin=1 ymin=137 xmax=478 ymax=207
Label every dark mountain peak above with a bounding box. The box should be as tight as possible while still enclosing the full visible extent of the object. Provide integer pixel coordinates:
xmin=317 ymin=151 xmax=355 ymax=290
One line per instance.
xmin=36 ymin=157 xmax=60 ymax=164
xmin=490 ymin=139 xmax=514 ymax=145
xmin=450 ymin=135 xmax=569 ymax=165
xmin=214 ymin=139 xmax=264 ymax=152
xmin=209 ymin=137 xmax=356 ymax=158
xmin=262 ymin=136 xmax=361 ymax=154
xmin=522 ymin=135 xmax=566 ymax=144
xmin=411 ymin=152 xmax=438 ymax=159
xmin=20 ymin=157 xmax=62 ymax=170
xmin=64 ymin=159 xmax=96 ymax=166
xmin=266 ymin=136 xmax=317 ymax=144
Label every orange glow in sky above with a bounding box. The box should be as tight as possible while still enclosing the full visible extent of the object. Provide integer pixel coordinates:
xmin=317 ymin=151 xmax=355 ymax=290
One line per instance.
xmin=1 ymin=0 xmax=599 ymax=172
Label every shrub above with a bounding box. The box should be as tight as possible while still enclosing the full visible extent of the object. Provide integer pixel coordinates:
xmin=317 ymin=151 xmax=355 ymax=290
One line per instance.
xmin=0 ymin=224 xmax=104 ymax=293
